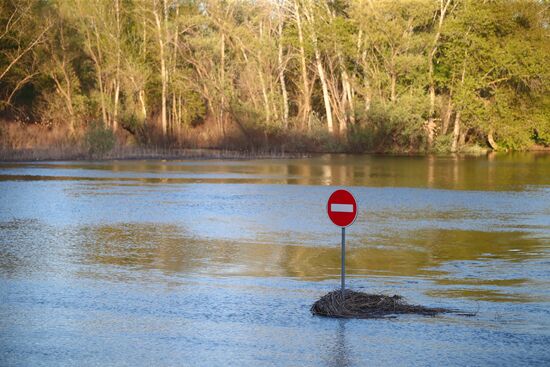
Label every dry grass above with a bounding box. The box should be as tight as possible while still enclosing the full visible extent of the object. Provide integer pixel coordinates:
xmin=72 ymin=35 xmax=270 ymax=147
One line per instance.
xmin=0 ymin=144 xmax=309 ymax=162
xmin=0 ymin=120 xmax=309 ymax=161
xmin=311 ymin=289 xmax=451 ymax=319
xmin=0 ymin=121 xmax=82 ymax=149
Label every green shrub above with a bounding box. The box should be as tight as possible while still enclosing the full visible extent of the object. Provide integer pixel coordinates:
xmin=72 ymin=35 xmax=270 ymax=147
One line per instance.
xmin=347 ymin=124 xmax=377 ymax=152
xmin=433 ymin=134 xmax=453 ymax=153
xmin=354 ymin=95 xmax=429 ymax=151
xmin=85 ymin=122 xmax=115 ymax=156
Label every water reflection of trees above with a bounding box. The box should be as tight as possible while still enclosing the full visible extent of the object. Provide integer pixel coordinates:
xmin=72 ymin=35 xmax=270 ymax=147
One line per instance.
xmin=282 ymin=153 xmax=550 ymax=189
xmin=4 ymin=154 xmax=549 ymax=189
xmin=79 ymin=224 xmax=545 ymax=283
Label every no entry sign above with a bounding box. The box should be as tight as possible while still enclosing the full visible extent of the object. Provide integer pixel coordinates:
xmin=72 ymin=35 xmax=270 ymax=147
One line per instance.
xmin=327 ymin=189 xmax=357 ymax=227
xmin=327 ymin=189 xmax=358 ymax=296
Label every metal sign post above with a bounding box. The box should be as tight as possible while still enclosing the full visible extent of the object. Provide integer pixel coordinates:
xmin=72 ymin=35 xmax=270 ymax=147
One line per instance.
xmin=341 ymin=226 xmax=346 ymax=296
xmin=327 ymin=189 xmax=357 ymax=298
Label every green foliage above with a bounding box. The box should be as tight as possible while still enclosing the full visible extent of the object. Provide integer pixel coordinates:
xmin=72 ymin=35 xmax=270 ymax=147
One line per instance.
xmin=85 ymin=122 xmax=115 ymax=156
xmin=532 ymin=95 xmax=550 ymax=146
xmin=120 ymin=113 xmax=143 ymax=135
xmin=437 ymin=0 xmax=549 ymax=150
xmin=347 ymin=93 xmax=430 ymax=152
xmin=364 ymin=95 xmax=429 ymax=150
xmin=181 ymin=90 xmax=206 ymax=127
xmin=0 ymin=0 xmax=548 ymax=152
xmin=347 ymin=124 xmax=377 ymax=152
xmin=433 ymin=134 xmax=453 ymax=153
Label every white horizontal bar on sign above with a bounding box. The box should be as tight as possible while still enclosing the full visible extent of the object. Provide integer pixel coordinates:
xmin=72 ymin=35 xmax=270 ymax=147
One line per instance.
xmin=330 ymin=203 xmax=354 ymax=213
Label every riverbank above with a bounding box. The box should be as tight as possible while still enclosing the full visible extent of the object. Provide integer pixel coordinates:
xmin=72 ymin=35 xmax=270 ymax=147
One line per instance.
xmin=2 ymin=120 xmax=548 ymax=162
xmin=4 ymin=144 xmax=550 ymax=163
xmin=0 ymin=147 xmax=312 ymax=162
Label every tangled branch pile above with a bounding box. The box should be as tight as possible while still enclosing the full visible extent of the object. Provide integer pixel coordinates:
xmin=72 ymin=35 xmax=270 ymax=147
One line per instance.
xmin=311 ymin=290 xmax=449 ymax=319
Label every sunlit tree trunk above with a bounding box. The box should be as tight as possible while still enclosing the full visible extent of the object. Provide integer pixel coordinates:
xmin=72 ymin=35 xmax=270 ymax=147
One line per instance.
xmin=278 ymin=20 xmax=289 ymax=129
xmin=451 ymin=109 xmax=461 ymax=152
xmin=441 ymin=97 xmax=452 ymax=135
xmin=427 ymin=0 xmax=453 ymax=148
xmin=82 ymin=25 xmax=108 ymax=126
xmin=171 ymin=5 xmax=180 ymax=134
xmin=153 ymin=0 xmax=167 ymax=136
xmin=258 ymin=21 xmax=271 ymax=124
xmin=112 ymin=0 xmax=121 ymax=131
xmin=314 ymin=46 xmax=334 ymax=134
xmin=140 ymin=17 xmax=147 ymax=122
xmin=293 ymin=1 xmax=311 ymax=130
xmin=303 ymin=1 xmax=333 ymax=134
xmin=220 ymin=32 xmax=226 ymax=136
xmin=324 ymin=2 xmax=354 ymax=133
xmin=451 ymin=64 xmax=466 ymax=152
xmin=487 ymin=130 xmax=499 ymax=151
xmin=49 ymin=25 xmax=75 ymax=132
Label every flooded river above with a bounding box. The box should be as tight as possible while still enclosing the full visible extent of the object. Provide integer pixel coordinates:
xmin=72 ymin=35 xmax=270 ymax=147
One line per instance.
xmin=1 ymin=153 xmax=549 ymax=366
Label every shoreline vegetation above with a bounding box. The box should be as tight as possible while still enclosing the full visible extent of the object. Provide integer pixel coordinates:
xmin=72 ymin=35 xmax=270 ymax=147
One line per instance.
xmin=2 ymin=142 xmax=549 ymax=163
xmin=1 ymin=1 xmax=548 ymax=158
xmin=1 ymin=119 xmax=549 ymax=162
xmin=0 ymin=145 xmax=311 ymax=162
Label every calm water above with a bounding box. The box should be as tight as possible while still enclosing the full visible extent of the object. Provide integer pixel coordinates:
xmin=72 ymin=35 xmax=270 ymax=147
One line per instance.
xmin=1 ymin=153 xmax=549 ymax=366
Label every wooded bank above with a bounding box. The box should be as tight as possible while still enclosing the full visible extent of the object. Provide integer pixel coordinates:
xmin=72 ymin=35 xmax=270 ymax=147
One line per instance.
xmin=1 ymin=0 xmax=548 ymax=155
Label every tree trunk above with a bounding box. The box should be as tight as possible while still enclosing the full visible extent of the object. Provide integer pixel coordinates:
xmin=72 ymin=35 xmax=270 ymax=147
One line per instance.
xmin=220 ymin=32 xmax=226 ymax=136
xmin=139 ymin=90 xmax=147 ymax=121
xmin=56 ymin=26 xmax=75 ymax=132
xmin=112 ymin=0 xmax=121 ymax=131
xmin=360 ymin=49 xmax=371 ymax=113
xmin=459 ymin=130 xmax=467 ymax=147
xmin=258 ymin=21 xmax=270 ymax=124
xmin=141 ymin=17 xmax=148 ymax=123
xmin=342 ymin=68 xmax=354 ymax=126
xmin=441 ymin=97 xmax=452 ymax=135
xmin=154 ymin=1 xmax=167 ymax=136
xmin=452 ymin=60 xmax=467 ymax=152
xmin=171 ymin=5 xmax=180 ymax=132
xmin=293 ymin=1 xmax=311 ymax=130
xmin=259 ymin=69 xmax=270 ymax=124
xmin=451 ymin=110 xmax=460 ymax=152
xmin=278 ymin=21 xmax=289 ymax=129
xmin=315 ymin=49 xmax=334 ymax=134
xmin=85 ymin=25 xmax=108 ymax=127
xmin=487 ymin=129 xmax=499 ymax=151
xmin=303 ymin=1 xmax=334 ymax=133
xmin=427 ymin=0 xmax=452 ymax=148
xmin=326 ymin=4 xmax=354 ymax=132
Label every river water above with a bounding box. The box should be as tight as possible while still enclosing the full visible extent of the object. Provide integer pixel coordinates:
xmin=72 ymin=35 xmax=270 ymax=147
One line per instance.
xmin=1 ymin=153 xmax=549 ymax=366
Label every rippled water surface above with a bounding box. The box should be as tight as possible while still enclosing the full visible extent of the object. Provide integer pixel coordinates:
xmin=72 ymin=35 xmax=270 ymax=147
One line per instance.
xmin=1 ymin=153 xmax=549 ymax=366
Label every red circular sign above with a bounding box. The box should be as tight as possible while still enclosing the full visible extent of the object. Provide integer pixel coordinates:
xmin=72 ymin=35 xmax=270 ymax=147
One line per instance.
xmin=327 ymin=189 xmax=357 ymax=227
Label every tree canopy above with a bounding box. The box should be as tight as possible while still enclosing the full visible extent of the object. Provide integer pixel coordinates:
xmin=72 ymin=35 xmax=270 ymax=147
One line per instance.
xmin=1 ymin=0 xmax=548 ymax=152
